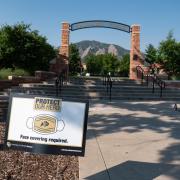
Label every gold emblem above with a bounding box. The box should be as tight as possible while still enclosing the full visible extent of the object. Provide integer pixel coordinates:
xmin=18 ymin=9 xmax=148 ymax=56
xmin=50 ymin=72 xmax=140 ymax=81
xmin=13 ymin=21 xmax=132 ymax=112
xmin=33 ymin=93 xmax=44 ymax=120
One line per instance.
xmin=27 ymin=115 xmax=65 ymax=134
xmin=34 ymin=115 xmax=56 ymax=134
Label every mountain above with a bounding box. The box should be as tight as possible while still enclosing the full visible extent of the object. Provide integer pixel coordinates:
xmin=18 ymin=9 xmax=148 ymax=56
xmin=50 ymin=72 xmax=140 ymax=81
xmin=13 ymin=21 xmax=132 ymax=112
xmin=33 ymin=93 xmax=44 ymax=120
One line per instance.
xmin=74 ymin=40 xmax=129 ymax=60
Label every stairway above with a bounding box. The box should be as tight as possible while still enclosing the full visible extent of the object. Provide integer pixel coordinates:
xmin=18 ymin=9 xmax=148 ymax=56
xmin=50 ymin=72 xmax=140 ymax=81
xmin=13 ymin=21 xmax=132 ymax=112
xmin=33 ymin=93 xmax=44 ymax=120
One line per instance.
xmin=0 ymin=76 xmax=179 ymax=121
xmin=4 ymin=76 xmax=180 ymax=101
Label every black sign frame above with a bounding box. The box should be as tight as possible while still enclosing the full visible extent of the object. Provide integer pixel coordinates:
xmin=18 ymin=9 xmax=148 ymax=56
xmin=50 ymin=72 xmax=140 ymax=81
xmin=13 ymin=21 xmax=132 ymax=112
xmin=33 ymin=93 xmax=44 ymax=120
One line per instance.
xmin=4 ymin=94 xmax=89 ymax=156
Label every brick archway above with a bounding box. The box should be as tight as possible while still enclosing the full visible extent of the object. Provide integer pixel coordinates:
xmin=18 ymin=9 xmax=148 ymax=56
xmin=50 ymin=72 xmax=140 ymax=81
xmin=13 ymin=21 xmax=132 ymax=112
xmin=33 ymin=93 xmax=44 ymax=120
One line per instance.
xmin=58 ymin=20 xmax=142 ymax=80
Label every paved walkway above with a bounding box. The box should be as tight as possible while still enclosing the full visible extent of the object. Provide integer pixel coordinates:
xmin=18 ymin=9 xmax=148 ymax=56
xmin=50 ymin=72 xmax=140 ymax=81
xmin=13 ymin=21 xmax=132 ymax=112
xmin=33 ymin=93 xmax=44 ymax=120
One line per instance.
xmin=79 ymin=101 xmax=180 ymax=180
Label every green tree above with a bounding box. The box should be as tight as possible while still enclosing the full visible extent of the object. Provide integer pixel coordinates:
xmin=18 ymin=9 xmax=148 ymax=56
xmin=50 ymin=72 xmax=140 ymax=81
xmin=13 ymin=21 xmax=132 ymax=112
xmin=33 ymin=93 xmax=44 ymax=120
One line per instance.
xmin=85 ymin=54 xmax=103 ymax=75
xmin=69 ymin=44 xmax=81 ymax=75
xmin=145 ymin=44 xmax=157 ymax=65
xmin=118 ymin=54 xmax=130 ymax=77
xmin=158 ymin=31 xmax=180 ymax=78
xmin=85 ymin=53 xmax=120 ymax=75
xmin=102 ymin=54 xmax=120 ymax=75
xmin=0 ymin=23 xmax=56 ymax=74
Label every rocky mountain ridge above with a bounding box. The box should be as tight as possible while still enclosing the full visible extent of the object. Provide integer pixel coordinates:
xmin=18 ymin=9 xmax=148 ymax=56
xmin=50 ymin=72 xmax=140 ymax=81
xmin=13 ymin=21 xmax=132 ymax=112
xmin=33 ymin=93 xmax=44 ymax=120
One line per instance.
xmin=74 ymin=40 xmax=129 ymax=60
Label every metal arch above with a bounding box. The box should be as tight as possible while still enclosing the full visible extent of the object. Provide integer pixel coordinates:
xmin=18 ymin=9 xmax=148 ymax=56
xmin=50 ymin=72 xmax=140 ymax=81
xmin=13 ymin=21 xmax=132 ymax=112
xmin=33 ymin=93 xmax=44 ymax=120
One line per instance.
xmin=70 ymin=20 xmax=131 ymax=33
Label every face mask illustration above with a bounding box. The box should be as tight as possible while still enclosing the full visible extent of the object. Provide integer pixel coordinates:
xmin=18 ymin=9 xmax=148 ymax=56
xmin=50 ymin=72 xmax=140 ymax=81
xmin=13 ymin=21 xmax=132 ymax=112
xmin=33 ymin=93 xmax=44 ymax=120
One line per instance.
xmin=26 ymin=115 xmax=65 ymax=134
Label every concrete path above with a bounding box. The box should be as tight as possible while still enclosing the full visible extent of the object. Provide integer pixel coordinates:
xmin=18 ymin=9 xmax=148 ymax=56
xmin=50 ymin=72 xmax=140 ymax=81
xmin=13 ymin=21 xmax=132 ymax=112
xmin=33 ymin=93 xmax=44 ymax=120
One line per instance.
xmin=79 ymin=101 xmax=180 ymax=180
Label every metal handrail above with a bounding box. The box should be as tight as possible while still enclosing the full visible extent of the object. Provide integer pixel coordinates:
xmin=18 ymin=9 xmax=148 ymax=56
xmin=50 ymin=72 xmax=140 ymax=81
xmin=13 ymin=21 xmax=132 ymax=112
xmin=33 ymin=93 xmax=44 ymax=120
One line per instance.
xmin=55 ymin=73 xmax=64 ymax=97
xmin=103 ymin=74 xmax=112 ymax=101
xmin=136 ymin=65 xmax=149 ymax=86
xmin=136 ymin=65 xmax=165 ymax=97
xmin=152 ymin=74 xmax=166 ymax=97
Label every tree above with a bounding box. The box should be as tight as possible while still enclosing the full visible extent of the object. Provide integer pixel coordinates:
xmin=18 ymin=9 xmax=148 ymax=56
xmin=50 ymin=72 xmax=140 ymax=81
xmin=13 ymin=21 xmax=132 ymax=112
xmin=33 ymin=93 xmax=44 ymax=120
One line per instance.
xmin=85 ymin=54 xmax=103 ymax=75
xmin=85 ymin=53 xmax=120 ymax=75
xmin=145 ymin=44 xmax=157 ymax=65
xmin=69 ymin=44 xmax=81 ymax=75
xmin=118 ymin=54 xmax=130 ymax=77
xmin=158 ymin=31 xmax=180 ymax=77
xmin=0 ymin=23 xmax=56 ymax=74
xmin=102 ymin=54 xmax=120 ymax=75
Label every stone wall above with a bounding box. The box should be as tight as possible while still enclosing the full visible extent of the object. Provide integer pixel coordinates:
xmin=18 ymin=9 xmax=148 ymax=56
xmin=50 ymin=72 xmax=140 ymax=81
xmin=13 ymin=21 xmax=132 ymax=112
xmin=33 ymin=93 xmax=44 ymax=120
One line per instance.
xmin=165 ymin=81 xmax=180 ymax=88
xmin=0 ymin=76 xmax=41 ymax=91
xmin=35 ymin=71 xmax=57 ymax=81
xmin=11 ymin=76 xmax=41 ymax=86
xmin=0 ymin=80 xmax=12 ymax=91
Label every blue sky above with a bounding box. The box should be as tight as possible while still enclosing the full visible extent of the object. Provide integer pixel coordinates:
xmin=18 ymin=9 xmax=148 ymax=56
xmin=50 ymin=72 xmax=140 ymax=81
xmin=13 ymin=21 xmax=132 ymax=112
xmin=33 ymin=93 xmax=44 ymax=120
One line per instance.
xmin=0 ymin=0 xmax=180 ymax=51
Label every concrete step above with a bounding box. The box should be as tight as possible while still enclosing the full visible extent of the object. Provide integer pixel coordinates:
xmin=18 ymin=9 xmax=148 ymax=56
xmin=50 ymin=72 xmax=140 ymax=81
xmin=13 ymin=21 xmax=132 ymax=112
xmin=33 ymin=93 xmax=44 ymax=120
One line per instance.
xmin=15 ymin=90 xmax=178 ymax=98
xmin=12 ymin=84 xmax=175 ymax=90
xmin=1 ymin=93 xmax=180 ymax=102
xmin=6 ymin=90 xmax=179 ymax=100
xmin=7 ymin=87 xmax=180 ymax=96
xmin=3 ymin=76 xmax=179 ymax=101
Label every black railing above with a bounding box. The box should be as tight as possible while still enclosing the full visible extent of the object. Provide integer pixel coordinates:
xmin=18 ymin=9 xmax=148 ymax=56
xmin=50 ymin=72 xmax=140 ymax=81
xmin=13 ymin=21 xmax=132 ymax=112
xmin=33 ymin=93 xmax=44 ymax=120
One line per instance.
xmin=0 ymin=109 xmax=7 ymax=122
xmin=152 ymin=74 xmax=166 ymax=97
xmin=103 ymin=74 xmax=112 ymax=101
xmin=136 ymin=66 xmax=149 ymax=86
xmin=0 ymin=100 xmax=7 ymax=150
xmin=55 ymin=73 xmax=64 ymax=97
xmin=136 ymin=65 xmax=166 ymax=97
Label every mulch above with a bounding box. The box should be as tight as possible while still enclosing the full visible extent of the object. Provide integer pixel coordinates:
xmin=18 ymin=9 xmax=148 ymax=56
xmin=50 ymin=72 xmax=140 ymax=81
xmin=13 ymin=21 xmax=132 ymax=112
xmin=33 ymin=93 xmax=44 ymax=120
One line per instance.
xmin=0 ymin=123 xmax=79 ymax=180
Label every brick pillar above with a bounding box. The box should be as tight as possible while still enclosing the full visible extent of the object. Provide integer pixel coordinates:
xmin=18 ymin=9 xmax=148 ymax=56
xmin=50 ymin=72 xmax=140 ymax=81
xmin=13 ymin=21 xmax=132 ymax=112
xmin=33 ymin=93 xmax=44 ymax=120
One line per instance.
xmin=59 ymin=22 xmax=70 ymax=78
xmin=130 ymin=25 xmax=142 ymax=79
xmin=59 ymin=22 xmax=70 ymax=56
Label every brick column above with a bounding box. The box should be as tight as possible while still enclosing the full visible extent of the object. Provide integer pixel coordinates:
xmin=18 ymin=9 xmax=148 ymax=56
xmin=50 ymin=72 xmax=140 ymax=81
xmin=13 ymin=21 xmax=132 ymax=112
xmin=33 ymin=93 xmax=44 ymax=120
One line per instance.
xmin=59 ymin=22 xmax=70 ymax=79
xmin=130 ymin=25 xmax=142 ymax=79
xmin=59 ymin=22 xmax=70 ymax=56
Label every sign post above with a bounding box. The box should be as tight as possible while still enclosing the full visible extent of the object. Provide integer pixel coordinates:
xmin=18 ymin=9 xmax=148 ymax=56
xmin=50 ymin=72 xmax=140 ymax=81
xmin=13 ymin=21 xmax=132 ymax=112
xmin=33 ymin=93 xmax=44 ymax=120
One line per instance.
xmin=4 ymin=94 xmax=89 ymax=156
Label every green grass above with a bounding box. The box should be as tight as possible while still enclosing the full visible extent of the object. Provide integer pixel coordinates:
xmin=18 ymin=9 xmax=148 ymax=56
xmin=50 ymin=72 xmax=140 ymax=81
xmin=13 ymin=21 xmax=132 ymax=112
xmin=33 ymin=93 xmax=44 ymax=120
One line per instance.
xmin=0 ymin=68 xmax=30 ymax=79
xmin=171 ymin=75 xmax=180 ymax=80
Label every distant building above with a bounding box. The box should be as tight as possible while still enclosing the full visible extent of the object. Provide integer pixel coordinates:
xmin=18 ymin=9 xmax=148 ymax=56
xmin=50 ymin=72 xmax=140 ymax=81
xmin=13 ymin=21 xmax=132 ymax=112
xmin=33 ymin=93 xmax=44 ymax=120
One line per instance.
xmin=49 ymin=54 xmax=68 ymax=75
xmin=82 ymin=63 xmax=87 ymax=71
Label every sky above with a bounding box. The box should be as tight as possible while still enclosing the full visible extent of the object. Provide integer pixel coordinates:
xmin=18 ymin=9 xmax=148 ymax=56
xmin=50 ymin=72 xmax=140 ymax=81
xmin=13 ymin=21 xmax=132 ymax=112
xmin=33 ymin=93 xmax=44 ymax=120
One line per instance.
xmin=0 ymin=0 xmax=180 ymax=52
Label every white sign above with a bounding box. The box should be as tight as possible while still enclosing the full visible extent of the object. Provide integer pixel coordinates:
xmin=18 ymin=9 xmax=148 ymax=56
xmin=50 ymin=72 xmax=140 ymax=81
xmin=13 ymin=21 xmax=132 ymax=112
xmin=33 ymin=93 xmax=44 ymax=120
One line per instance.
xmin=5 ymin=95 xmax=88 ymax=156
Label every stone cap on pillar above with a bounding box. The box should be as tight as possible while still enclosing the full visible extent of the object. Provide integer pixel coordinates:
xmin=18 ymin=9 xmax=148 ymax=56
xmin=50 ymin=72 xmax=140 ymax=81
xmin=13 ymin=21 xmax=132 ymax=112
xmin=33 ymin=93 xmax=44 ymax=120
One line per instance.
xmin=131 ymin=24 xmax=140 ymax=33
xmin=61 ymin=22 xmax=70 ymax=30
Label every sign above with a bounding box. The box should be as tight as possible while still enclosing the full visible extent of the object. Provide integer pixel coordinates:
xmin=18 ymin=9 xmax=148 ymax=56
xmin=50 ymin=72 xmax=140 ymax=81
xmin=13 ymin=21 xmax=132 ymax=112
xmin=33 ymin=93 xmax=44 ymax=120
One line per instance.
xmin=71 ymin=20 xmax=131 ymax=33
xmin=5 ymin=94 xmax=89 ymax=156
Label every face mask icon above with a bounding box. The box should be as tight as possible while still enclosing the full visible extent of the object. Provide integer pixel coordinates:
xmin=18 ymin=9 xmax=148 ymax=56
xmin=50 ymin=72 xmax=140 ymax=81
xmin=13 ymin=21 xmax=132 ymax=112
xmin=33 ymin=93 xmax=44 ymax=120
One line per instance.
xmin=26 ymin=115 xmax=65 ymax=134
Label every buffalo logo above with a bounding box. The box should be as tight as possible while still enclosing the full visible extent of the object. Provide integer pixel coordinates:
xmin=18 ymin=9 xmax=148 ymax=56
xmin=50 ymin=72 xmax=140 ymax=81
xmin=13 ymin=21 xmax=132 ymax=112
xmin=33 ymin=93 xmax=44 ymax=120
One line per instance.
xmin=26 ymin=115 xmax=65 ymax=134
xmin=41 ymin=121 xmax=49 ymax=127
